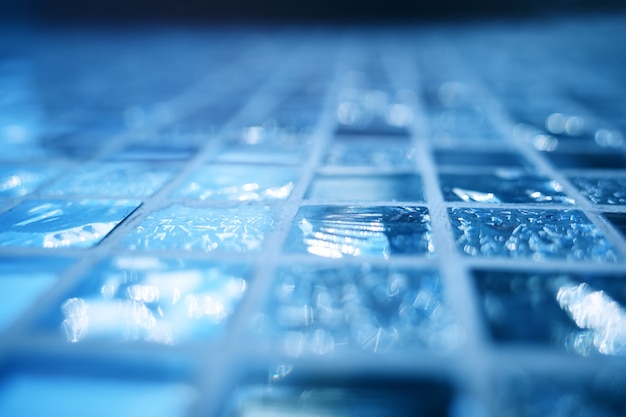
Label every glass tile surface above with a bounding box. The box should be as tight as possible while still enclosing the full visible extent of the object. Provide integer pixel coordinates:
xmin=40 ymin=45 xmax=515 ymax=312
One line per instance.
xmin=55 ymin=257 xmax=249 ymax=344
xmin=225 ymin=379 xmax=454 ymax=417
xmin=0 ymin=166 xmax=59 ymax=197
xmin=174 ymin=164 xmax=297 ymax=201
xmin=285 ymin=206 xmax=433 ymax=258
xmin=449 ymin=208 xmax=619 ymax=261
xmin=494 ymin=374 xmax=626 ymax=417
xmin=434 ymin=150 xmax=527 ymax=168
xmin=603 ymin=212 xmax=626 ymax=238
xmin=125 ymin=204 xmax=274 ymax=252
xmin=0 ymin=257 xmax=72 ymax=332
xmin=306 ymin=174 xmax=424 ymax=202
xmin=0 ymin=374 xmax=195 ymax=417
xmin=474 ymin=270 xmax=626 ymax=355
xmin=324 ymin=141 xmax=415 ymax=168
xmin=0 ymin=199 xmax=141 ymax=248
xmin=259 ymin=265 xmax=460 ymax=355
xmin=546 ymin=153 xmax=626 ymax=170
xmin=440 ymin=172 xmax=574 ymax=204
xmin=42 ymin=162 xmax=177 ymax=197
xmin=570 ymin=177 xmax=626 ymax=205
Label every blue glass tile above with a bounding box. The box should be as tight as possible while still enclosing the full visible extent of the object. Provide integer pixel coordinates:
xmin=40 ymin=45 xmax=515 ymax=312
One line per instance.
xmin=440 ymin=172 xmax=574 ymax=204
xmin=285 ymin=206 xmax=433 ymax=258
xmin=215 ymin=144 xmax=307 ymax=165
xmin=604 ymin=213 xmax=626 ymax=239
xmin=324 ymin=141 xmax=415 ymax=168
xmin=570 ymin=177 xmax=626 ymax=205
xmin=0 ymin=200 xmax=141 ymax=249
xmin=495 ymin=374 xmax=626 ymax=417
xmin=125 ymin=204 xmax=274 ymax=253
xmin=0 ymin=257 xmax=72 ymax=332
xmin=259 ymin=265 xmax=460 ymax=355
xmin=434 ymin=150 xmax=527 ymax=168
xmin=0 ymin=166 xmax=59 ymax=197
xmin=174 ymin=164 xmax=297 ymax=201
xmin=0 ymin=374 xmax=195 ymax=417
xmin=474 ymin=270 xmax=626 ymax=355
xmin=546 ymin=152 xmax=626 ymax=170
xmin=42 ymin=162 xmax=177 ymax=197
xmin=108 ymin=145 xmax=197 ymax=162
xmin=55 ymin=257 xmax=249 ymax=344
xmin=449 ymin=208 xmax=619 ymax=262
xmin=227 ymin=379 xmax=455 ymax=416
xmin=305 ymin=174 xmax=424 ymax=202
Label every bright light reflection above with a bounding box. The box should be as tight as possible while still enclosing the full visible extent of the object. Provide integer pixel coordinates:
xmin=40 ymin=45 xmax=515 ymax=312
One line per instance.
xmin=557 ymin=282 xmax=626 ymax=355
xmin=452 ymin=187 xmax=501 ymax=203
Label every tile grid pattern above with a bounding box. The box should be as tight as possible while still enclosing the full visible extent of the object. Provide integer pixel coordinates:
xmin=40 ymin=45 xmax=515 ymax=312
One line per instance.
xmin=1 ymin=18 xmax=626 ymax=416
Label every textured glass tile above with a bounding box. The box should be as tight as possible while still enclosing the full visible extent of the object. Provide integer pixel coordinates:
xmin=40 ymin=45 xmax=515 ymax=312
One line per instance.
xmin=285 ymin=206 xmax=433 ymax=258
xmin=125 ymin=204 xmax=274 ymax=253
xmin=173 ymin=165 xmax=297 ymax=201
xmin=570 ymin=177 xmax=626 ymax=205
xmin=108 ymin=145 xmax=197 ymax=162
xmin=215 ymin=144 xmax=306 ymax=165
xmin=494 ymin=374 xmax=626 ymax=417
xmin=434 ymin=150 xmax=527 ymax=168
xmin=306 ymin=174 xmax=424 ymax=202
xmin=0 ymin=374 xmax=195 ymax=417
xmin=0 ymin=166 xmax=59 ymax=197
xmin=226 ymin=379 xmax=454 ymax=417
xmin=474 ymin=270 xmax=626 ymax=355
xmin=449 ymin=208 xmax=619 ymax=262
xmin=259 ymin=265 xmax=460 ymax=355
xmin=546 ymin=152 xmax=626 ymax=170
xmin=0 ymin=257 xmax=72 ymax=332
xmin=42 ymin=162 xmax=176 ymax=197
xmin=440 ymin=172 xmax=574 ymax=204
xmin=0 ymin=199 xmax=141 ymax=249
xmin=55 ymin=257 xmax=249 ymax=344
xmin=604 ymin=212 xmax=626 ymax=238
xmin=324 ymin=141 xmax=415 ymax=168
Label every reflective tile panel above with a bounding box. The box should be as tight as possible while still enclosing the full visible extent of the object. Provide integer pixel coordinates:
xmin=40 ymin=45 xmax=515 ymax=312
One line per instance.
xmin=125 ymin=204 xmax=275 ymax=252
xmin=434 ymin=150 xmax=527 ymax=169
xmin=0 ymin=373 xmax=195 ymax=417
xmin=0 ymin=165 xmax=60 ymax=198
xmin=52 ymin=257 xmax=249 ymax=344
xmin=174 ymin=164 xmax=298 ymax=201
xmin=324 ymin=141 xmax=416 ymax=169
xmin=42 ymin=162 xmax=177 ymax=197
xmin=493 ymin=374 xmax=626 ymax=417
xmin=305 ymin=174 xmax=424 ymax=202
xmin=448 ymin=208 xmax=619 ymax=262
xmin=0 ymin=257 xmax=73 ymax=332
xmin=545 ymin=152 xmax=626 ymax=170
xmin=0 ymin=199 xmax=141 ymax=248
xmin=223 ymin=378 xmax=455 ymax=417
xmin=570 ymin=177 xmax=626 ymax=205
xmin=285 ymin=206 xmax=433 ymax=258
xmin=603 ymin=212 xmax=626 ymax=239
xmin=440 ymin=171 xmax=573 ymax=204
xmin=258 ymin=265 xmax=460 ymax=356
xmin=474 ymin=269 xmax=626 ymax=356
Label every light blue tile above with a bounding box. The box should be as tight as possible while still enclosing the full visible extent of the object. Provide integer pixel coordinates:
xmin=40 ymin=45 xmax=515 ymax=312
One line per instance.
xmin=0 ymin=374 xmax=195 ymax=417
xmin=125 ymin=204 xmax=274 ymax=253
xmin=174 ymin=164 xmax=297 ymax=201
xmin=0 ymin=199 xmax=141 ymax=248
xmin=43 ymin=162 xmax=177 ymax=197
xmin=56 ymin=257 xmax=250 ymax=344
xmin=306 ymin=174 xmax=424 ymax=202
xmin=449 ymin=208 xmax=619 ymax=262
xmin=440 ymin=172 xmax=574 ymax=204
xmin=260 ymin=265 xmax=460 ymax=355
xmin=0 ymin=166 xmax=60 ymax=197
xmin=285 ymin=206 xmax=433 ymax=258
xmin=0 ymin=257 xmax=72 ymax=332
xmin=324 ymin=141 xmax=415 ymax=168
